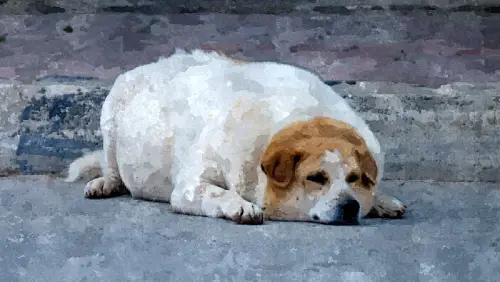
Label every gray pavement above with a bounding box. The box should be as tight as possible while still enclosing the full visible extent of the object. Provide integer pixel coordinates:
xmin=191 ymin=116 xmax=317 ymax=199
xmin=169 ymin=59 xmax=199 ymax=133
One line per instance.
xmin=1 ymin=176 xmax=499 ymax=281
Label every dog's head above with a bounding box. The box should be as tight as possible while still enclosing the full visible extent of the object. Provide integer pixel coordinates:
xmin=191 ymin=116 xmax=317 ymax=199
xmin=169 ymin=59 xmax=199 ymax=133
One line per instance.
xmin=259 ymin=117 xmax=378 ymax=225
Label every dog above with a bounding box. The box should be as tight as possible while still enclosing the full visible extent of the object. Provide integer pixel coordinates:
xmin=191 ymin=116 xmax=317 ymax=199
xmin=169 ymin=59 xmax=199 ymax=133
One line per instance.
xmin=65 ymin=49 xmax=406 ymax=225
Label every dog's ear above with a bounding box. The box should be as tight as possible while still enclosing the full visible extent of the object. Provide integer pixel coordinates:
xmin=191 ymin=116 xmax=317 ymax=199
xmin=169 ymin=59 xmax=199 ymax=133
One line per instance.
xmin=261 ymin=148 xmax=303 ymax=188
xmin=354 ymin=149 xmax=378 ymax=188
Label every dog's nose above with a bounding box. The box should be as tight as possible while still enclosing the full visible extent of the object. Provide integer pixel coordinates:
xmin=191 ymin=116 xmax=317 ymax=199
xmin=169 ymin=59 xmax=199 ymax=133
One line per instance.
xmin=333 ymin=199 xmax=360 ymax=225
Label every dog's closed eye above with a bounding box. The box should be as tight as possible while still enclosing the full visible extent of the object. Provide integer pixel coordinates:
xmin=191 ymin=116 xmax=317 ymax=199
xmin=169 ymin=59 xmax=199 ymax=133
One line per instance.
xmin=306 ymin=172 xmax=328 ymax=185
xmin=345 ymin=172 xmax=359 ymax=183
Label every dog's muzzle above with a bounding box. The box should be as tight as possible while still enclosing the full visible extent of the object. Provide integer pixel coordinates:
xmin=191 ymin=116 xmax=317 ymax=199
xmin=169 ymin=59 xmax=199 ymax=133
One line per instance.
xmin=330 ymin=199 xmax=360 ymax=225
xmin=310 ymin=199 xmax=361 ymax=225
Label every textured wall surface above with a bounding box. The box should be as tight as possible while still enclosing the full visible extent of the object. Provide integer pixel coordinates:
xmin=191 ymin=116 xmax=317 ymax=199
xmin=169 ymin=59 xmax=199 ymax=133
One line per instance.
xmin=0 ymin=10 xmax=499 ymax=181
xmin=1 ymin=13 xmax=500 ymax=86
xmin=3 ymin=81 xmax=499 ymax=182
xmin=1 ymin=0 xmax=500 ymax=14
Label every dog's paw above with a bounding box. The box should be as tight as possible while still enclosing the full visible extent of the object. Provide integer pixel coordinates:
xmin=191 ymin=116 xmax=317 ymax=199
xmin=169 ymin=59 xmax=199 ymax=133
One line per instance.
xmin=84 ymin=177 xmax=126 ymax=198
xmin=382 ymin=197 xmax=407 ymax=218
xmin=84 ymin=177 xmax=106 ymax=198
xmin=370 ymin=195 xmax=407 ymax=218
xmin=224 ymin=200 xmax=264 ymax=225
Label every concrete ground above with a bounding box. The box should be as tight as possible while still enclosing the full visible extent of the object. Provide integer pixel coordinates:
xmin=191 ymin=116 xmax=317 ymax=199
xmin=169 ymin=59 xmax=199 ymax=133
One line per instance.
xmin=1 ymin=176 xmax=499 ymax=281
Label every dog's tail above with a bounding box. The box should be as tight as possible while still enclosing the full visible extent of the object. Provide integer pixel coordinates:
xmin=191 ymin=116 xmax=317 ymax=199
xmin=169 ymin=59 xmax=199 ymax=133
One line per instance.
xmin=64 ymin=150 xmax=105 ymax=182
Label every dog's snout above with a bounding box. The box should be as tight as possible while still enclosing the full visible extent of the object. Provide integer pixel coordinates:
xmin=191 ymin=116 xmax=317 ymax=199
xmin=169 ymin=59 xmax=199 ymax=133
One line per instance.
xmin=310 ymin=199 xmax=361 ymax=225
xmin=333 ymin=199 xmax=360 ymax=225
xmin=339 ymin=199 xmax=360 ymax=219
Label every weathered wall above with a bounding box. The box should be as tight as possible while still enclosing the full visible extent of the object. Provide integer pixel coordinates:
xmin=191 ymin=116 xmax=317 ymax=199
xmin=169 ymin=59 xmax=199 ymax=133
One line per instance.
xmin=1 ymin=12 xmax=500 ymax=86
xmin=0 ymin=9 xmax=499 ymax=181
xmin=2 ymin=80 xmax=500 ymax=182
xmin=0 ymin=0 xmax=500 ymax=14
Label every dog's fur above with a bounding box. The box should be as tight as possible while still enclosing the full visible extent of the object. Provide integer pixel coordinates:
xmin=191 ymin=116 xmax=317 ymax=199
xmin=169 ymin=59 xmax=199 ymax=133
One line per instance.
xmin=65 ymin=49 xmax=406 ymax=225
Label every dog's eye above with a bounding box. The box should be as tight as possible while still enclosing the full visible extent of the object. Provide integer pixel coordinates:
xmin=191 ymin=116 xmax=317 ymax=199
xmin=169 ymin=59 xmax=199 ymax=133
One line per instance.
xmin=361 ymin=173 xmax=374 ymax=187
xmin=306 ymin=172 xmax=328 ymax=185
xmin=345 ymin=173 xmax=359 ymax=183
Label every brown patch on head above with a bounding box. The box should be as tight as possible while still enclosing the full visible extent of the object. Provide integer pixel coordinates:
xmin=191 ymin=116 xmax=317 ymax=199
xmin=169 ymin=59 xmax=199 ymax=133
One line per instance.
xmin=354 ymin=149 xmax=378 ymax=188
xmin=260 ymin=149 xmax=303 ymax=188
xmin=260 ymin=117 xmax=379 ymax=220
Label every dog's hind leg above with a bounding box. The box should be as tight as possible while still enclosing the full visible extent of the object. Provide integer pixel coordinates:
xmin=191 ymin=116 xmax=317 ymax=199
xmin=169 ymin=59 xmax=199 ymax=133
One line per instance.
xmin=84 ymin=126 xmax=128 ymax=199
xmin=170 ymin=182 xmax=264 ymax=224
xmin=84 ymin=176 xmax=127 ymax=198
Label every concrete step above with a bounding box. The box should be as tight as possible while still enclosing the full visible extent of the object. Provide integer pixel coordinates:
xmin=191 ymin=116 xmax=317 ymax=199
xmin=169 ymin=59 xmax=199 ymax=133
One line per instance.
xmin=2 ymin=81 xmax=499 ymax=182
xmin=0 ymin=12 xmax=499 ymax=182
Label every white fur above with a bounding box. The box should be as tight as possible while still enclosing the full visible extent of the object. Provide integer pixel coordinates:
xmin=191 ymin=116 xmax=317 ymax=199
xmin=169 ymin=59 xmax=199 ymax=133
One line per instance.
xmin=65 ymin=49 xmax=384 ymax=223
xmin=65 ymin=150 xmax=104 ymax=182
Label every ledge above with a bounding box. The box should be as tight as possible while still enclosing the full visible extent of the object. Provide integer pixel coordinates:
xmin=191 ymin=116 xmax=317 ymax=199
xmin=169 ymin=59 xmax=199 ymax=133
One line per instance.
xmin=1 ymin=80 xmax=499 ymax=182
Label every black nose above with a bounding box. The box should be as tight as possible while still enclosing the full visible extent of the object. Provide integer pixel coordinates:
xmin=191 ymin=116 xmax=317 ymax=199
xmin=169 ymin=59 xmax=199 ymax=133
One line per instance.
xmin=334 ymin=199 xmax=360 ymax=225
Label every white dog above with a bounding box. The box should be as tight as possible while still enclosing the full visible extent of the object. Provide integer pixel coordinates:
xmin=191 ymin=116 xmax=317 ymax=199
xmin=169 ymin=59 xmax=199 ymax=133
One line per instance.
xmin=65 ymin=49 xmax=406 ymax=225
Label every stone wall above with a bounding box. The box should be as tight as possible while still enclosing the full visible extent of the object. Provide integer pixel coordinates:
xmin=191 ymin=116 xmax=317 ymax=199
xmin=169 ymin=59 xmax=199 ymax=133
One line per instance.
xmin=0 ymin=0 xmax=499 ymax=14
xmin=0 ymin=6 xmax=499 ymax=182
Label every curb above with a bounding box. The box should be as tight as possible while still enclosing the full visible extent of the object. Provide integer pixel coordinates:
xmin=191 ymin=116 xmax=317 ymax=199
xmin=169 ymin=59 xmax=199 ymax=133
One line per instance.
xmin=1 ymin=82 xmax=106 ymax=176
xmin=1 ymin=80 xmax=499 ymax=182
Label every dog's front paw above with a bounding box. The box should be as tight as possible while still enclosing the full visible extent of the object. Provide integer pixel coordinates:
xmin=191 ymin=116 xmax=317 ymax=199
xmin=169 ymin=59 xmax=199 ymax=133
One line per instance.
xmin=369 ymin=195 xmax=407 ymax=218
xmin=224 ymin=200 xmax=264 ymax=225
